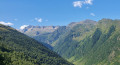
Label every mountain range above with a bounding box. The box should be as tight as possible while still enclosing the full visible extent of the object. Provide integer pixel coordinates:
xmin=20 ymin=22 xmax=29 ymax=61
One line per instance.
xmin=21 ymin=19 xmax=120 ymax=65
xmin=21 ymin=25 xmax=59 ymax=37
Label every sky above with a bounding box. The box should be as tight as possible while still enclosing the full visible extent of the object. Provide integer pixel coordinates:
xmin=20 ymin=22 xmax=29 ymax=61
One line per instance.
xmin=0 ymin=0 xmax=120 ymax=29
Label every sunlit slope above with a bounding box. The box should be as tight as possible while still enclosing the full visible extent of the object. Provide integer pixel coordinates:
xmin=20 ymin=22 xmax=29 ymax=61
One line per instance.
xmin=54 ymin=19 xmax=120 ymax=65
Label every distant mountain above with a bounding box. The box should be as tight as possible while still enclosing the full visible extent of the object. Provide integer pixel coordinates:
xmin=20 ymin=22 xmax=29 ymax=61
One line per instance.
xmin=21 ymin=25 xmax=59 ymax=37
xmin=20 ymin=25 xmax=61 ymax=49
xmin=34 ymin=26 xmax=67 ymax=46
xmin=21 ymin=19 xmax=120 ymax=65
xmin=0 ymin=24 xmax=73 ymax=65
xmin=33 ymin=19 xmax=96 ymax=47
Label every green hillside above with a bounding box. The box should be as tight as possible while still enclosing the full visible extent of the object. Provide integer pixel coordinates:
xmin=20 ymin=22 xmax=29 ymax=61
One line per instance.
xmin=0 ymin=24 xmax=73 ymax=65
xmin=53 ymin=19 xmax=120 ymax=65
xmin=32 ymin=19 xmax=120 ymax=65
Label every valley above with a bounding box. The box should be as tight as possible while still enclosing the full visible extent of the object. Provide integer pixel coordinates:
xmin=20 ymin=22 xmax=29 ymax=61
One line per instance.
xmin=1 ymin=0 xmax=120 ymax=65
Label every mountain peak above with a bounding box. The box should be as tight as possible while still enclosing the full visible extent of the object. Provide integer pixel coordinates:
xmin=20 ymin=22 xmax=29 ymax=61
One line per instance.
xmin=80 ymin=19 xmax=96 ymax=24
xmin=68 ymin=19 xmax=96 ymax=28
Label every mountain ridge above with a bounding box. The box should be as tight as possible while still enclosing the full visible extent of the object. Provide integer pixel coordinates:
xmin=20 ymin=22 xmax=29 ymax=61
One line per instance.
xmin=20 ymin=25 xmax=60 ymax=37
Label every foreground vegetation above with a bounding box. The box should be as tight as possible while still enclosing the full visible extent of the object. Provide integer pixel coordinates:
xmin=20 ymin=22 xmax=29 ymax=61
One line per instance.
xmin=0 ymin=24 xmax=73 ymax=65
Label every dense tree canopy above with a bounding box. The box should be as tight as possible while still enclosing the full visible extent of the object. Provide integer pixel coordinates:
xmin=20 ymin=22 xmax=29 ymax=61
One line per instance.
xmin=0 ymin=24 xmax=73 ymax=65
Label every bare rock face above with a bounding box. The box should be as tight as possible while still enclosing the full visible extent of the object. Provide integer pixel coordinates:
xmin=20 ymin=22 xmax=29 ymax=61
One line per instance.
xmin=21 ymin=25 xmax=59 ymax=37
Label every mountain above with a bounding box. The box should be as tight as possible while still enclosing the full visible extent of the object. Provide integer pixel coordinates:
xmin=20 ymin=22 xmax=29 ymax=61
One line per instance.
xmin=21 ymin=25 xmax=59 ymax=37
xmin=20 ymin=25 xmax=61 ymax=49
xmin=21 ymin=19 xmax=120 ymax=65
xmin=53 ymin=19 xmax=120 ymax=65
xmin=33 ymin=19 xmax=96 ymax=47
xmin=32 ymin=19 xmax=96 ymax=45
xmin=0 ymin=24 xmax=73 ymax=65
xmin=34 ymin=26 xmax=67 ymax=47
xmin=68 ymin=19 xmax=97 ymax=28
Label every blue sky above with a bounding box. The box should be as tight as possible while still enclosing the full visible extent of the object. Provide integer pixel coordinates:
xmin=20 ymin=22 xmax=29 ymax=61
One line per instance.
xmin=0 ymin=0 xmax=120 ymax=29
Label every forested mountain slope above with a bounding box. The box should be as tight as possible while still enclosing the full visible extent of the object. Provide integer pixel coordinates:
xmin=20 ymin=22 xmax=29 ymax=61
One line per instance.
xmin=22 ymin=19 xmax=120 ymax=65
xmin=53 ymin=19 xmax=120 ymax=65
xmin=0 ymin=24 xmax=73 ymax=65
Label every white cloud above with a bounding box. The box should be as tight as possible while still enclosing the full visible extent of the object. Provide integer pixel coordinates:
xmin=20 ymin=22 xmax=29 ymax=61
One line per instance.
xmin=35 ymin=18 xmax=42 ymax=22
xmin=90 ymin=13 xmax=95 ymax=16
xmin=73 ymin=0 xmax=93 ymax=8
xmin=20 ymin=25 xmax=29 ymax=30
xmin=85 ymin=0 xmax=93 ymax=5
xmin=73 ymin=1 xmax=83 ymax=8
xmin=0 ymin=21 xmax=13 ymax=26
